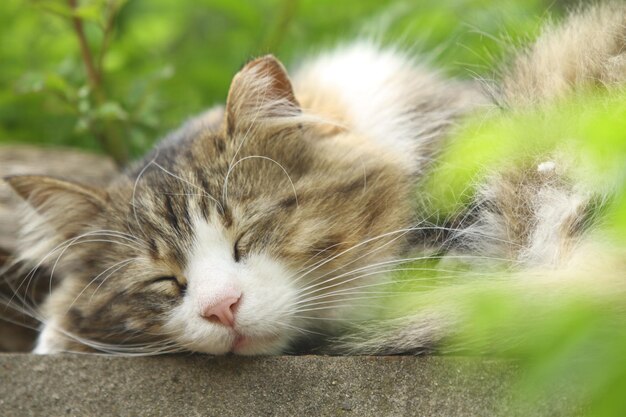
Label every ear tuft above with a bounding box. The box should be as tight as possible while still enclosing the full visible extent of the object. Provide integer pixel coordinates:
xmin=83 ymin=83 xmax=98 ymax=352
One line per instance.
xmin=224 ymin=55 xmax=301 ymax=135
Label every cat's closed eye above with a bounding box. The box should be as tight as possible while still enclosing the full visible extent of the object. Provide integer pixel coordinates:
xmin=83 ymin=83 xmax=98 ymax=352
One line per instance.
xmin=233 ymin=234 xmax=246 ymax=262
xmin=151 ymin=276 xmax=187 ymax=295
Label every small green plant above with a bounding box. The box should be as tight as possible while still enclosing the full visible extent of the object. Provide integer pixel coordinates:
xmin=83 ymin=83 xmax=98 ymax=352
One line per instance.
xmin=24 ymin=0 xmax=159 ymax=165
xmin=2 ymin=0 xmax=552 ymax=162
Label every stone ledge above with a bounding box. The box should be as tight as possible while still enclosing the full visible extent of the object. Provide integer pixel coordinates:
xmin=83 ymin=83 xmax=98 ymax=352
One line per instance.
xmin=0 ymin=354 xmax=580 ymax=417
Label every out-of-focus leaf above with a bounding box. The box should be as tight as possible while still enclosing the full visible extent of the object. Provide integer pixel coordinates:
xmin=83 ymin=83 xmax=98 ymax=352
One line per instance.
xmin=15 ymin=72 xmax=46 ymax=94
xmin=77 ymin=85 xmax=90 ymax=99
xmin=30 ymin=0 xmax=74 ymax=18
xmin=78 ymin=98 xmax=90 ymax=113
xmin=73 ymin=4 xmax=103 ymax=23
xmin=44 ymin=73 xmax=74 ymax=96
xmin=94 ymin=101 xmax=128 ymax=121
xmin=75 ymin=117 xmax=90 ymax=133
xmin=15 ymin=71 xmax=75 ymax=98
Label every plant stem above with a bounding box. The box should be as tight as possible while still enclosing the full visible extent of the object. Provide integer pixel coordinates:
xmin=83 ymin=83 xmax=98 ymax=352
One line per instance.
xmin=262 ymin=0 xmax=298 ymax=52
xmin=97 ymin=0 xmax=118 ymax=74
xmin=68 ymin=0 xmax=100 ymax=89
xmin=67 ymin=0 xmax=129 ymax=166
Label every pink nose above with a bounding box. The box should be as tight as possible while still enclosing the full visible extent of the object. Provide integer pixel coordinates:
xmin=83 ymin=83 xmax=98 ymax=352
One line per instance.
xmin=201 ymin=294 xmax=241 ymax=327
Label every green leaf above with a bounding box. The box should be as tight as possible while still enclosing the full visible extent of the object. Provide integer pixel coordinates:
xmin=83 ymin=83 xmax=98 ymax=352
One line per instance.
xmin=14 ymin=72 xmax=46 ymax=94
xmin=31 ymin=0 xmax=75 ymax=18
xmin=73 ymin=4 xmax=103 ymax=23
xmin=95 ymin=101 xmax=128 ymax=121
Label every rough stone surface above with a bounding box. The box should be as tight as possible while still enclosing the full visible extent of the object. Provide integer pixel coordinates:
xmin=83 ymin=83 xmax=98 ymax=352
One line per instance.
xmin=0 ymin=354 xmax=581 ymax=417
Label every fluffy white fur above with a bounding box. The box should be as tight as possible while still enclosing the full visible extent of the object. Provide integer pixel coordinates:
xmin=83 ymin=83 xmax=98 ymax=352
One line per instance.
xmin=501 ymin=2 xmax=626 ymax=106
xmin=33 ymin=319 xmax=62 ymax=354
xmin=164 ymin=215 xmax=298 ymax=355
xmin=293 ymin=42 xmax=484 ymax=174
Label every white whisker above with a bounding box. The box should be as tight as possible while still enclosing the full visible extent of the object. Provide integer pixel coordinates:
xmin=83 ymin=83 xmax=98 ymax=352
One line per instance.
xmin=223 ymin=155 xmax=299 ymax=208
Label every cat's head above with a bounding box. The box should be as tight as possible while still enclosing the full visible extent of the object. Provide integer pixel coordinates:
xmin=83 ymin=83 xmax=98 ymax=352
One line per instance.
xmin=6 ymin=56 xmax=412 ymax=355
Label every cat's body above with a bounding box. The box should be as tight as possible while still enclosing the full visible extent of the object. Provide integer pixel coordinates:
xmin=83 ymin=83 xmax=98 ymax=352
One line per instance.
xmin=2 ymin=2 xmax=625 ymax=355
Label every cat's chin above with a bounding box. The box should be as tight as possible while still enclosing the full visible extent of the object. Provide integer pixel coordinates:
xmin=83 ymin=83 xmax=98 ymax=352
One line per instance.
xmin=228 ymin=333 xmax=284 ymax=355
xmin=178 ymin=327 xmax=288 ymax=356
xmin=191 ymin=333 xmax=286 ymax=356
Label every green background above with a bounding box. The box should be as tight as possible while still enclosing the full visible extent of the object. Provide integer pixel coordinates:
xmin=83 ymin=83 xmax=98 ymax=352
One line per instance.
xmin=0 ymin=0 xmax=563 ymax=158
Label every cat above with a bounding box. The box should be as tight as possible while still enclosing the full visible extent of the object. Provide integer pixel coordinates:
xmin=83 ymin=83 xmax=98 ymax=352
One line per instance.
xmin=2 ymin=2 xmax=625 ymax=356
xmin=3 ymin=42 xmax=481 ymax=355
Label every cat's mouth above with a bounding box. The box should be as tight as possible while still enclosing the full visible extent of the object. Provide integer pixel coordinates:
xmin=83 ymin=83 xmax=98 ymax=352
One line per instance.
xmin=230 ymin=334 xmax=246 ymax=353
xmin=229 ymin=332 xmax=281 ymax=355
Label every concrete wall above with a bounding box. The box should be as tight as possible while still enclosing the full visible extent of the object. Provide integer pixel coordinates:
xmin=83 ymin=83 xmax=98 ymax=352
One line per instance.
xmin=0 ymin=355 xmax=581 ymax=417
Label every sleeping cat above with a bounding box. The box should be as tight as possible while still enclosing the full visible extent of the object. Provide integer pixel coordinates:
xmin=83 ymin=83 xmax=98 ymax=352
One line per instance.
xmin=3 ymin=2 xmax=625 ymax=355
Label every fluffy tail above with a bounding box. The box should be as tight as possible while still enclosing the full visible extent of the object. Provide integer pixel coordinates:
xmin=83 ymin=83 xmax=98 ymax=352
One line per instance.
xmin=330 ymin=2 xmax=626 ymax=356
xmin=501 ymin=2 xmax=626 ymax=106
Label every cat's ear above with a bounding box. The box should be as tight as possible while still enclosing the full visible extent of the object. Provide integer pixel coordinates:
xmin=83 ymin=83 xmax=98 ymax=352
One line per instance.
xmin=4 ymin=175 xmax=107 ymax=230
xmin=224 ymin=55 xmax=301 ymax=135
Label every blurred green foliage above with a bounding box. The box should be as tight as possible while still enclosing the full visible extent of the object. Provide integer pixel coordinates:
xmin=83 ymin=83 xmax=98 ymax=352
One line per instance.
xmin=1 ymin=0 xmax=558 ymax=162
xmin=383 ymin=88 xmax=626 ymax=417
